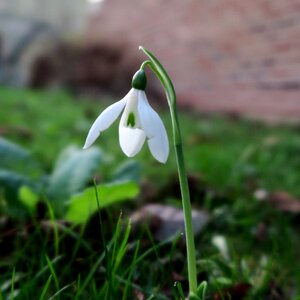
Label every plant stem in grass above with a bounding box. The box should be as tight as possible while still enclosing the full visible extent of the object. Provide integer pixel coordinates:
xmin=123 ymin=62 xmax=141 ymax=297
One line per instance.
xmin=140 ymin=46 xmax=198 ymax=295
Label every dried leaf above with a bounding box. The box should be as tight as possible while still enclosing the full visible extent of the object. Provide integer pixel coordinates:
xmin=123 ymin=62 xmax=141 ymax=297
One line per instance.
xmin=268 ymin=191 xmax=300 ymax=213
xmin=130 ymin=204 xmax=209 ymax=241
xmin=134 ymin=289 xmax=145 ymax=300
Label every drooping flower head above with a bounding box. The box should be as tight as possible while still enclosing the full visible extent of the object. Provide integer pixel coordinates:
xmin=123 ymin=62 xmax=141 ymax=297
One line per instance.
xmin=83 ymin=70 xmax=169 ymax=163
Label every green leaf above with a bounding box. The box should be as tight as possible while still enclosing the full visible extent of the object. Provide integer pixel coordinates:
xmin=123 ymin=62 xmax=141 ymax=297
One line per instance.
xmin=112 ymin=160 xmax=141 ymax=183
xmin=214 ymin=277 xmax=232 ymax=288
xmin=196 ymin=281 xmax=208 ymax=300
xmin=188 ymin=293 xmax=201 ymax=300
xmin=0 ymin=170 xmax=34 ymax=218
xmin=66 ymin=181 xmax=139 ymax=224
xmin=19 ymin=186 xmax=39 ymax=213
xmin=174 ymin=281 xmax=185 ymax=299
xmin=46 ymin=146 xmax=103 ymax=211
xmin=0 ymin=138 xmax=40 ymax=177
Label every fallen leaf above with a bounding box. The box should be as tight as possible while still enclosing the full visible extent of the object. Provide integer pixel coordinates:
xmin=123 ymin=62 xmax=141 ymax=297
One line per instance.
xmin=134 ymin=289 xmax=145 ymax=300
xmin=130 ymin=204 xmax=209 ymax=241
xmin=268 ymin=191 xmax=300 ymax=213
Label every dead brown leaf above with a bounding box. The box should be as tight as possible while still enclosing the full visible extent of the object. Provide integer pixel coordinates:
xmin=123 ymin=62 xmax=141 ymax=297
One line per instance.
xmin=268 ymin=191 xmax=300 ymax=213
xmin=130 ymin=204 xmax=209 ymax=241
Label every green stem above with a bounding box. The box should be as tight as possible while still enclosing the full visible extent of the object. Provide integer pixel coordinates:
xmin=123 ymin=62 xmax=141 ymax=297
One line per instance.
xmin=174 ymin=145 xmax=198 ymax=294
xmin=139 ymin=46 xmax=198 ymax=295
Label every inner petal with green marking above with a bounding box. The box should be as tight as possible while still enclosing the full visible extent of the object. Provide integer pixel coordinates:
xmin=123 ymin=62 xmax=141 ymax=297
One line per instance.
xmin=127 ymin=112 xmax=136 ymax=127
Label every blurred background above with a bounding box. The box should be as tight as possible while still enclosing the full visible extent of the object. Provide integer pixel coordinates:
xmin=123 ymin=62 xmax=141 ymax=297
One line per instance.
xmin=1 ymin=1 xmax=300 ymax=299
xmin=2 ymin=0 xmax=300 ymax=121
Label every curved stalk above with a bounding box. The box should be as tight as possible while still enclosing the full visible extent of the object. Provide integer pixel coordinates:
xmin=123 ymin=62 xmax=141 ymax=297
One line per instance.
xmin=139 ymin=46 xmax=198 ymax=295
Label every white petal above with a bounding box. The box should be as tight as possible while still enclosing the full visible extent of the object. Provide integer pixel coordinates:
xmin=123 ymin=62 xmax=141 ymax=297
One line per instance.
xmin=138 ymin=91 xmax=169 ymax=163
xmin=119 ymin=125 xmax=146 ymax=157
xmin=83 ymin=98 xmax=126 ymax=149
xmin=123 ymin=89 xmax=139 ymax=114
xmin=119 ymin=89 xmax=141 ymax=127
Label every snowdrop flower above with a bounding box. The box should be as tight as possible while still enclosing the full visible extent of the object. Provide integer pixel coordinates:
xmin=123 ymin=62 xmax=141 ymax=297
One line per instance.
xmin=83 ymin=70 xmax=169 ymax=163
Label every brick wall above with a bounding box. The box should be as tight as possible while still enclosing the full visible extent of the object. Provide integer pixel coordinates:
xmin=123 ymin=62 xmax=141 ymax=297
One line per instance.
xmin=86 ymin=0 xmax=300 ymax=121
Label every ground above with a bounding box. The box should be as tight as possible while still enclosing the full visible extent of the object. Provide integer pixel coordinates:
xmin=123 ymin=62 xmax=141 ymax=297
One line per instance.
xmin=1 ymin=87 xmax=300 ymax=299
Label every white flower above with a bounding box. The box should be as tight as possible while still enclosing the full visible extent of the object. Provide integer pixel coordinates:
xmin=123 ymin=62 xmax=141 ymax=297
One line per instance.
xmin=83 ymin=88 xmax=169 ymax=163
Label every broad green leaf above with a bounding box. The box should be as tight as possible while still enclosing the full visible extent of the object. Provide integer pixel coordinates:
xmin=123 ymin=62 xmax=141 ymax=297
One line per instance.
xmin=66 ymin=181 xmax=139 ymax=224
xmin=0 ymin=138 xmax=40 ymax=177
xmin=112 ymin=160 xmax=141 ymax=183
xmin=0 ymin=170 xmax=34 ymax=218
xmin=47 ymin=145 xmax=103 ymax=211
xmin=19 ymin=186 xmax=39 ymax=213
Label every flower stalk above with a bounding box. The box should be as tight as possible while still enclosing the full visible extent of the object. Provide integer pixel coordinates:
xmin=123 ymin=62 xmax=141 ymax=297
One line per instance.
xmin=139 ymin=46 xmax=198 ymax=296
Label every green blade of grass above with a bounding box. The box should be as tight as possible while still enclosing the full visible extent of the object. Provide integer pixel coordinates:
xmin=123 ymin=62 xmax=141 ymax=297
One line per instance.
xmin=122 ymin=240 xmax=140 ymax=300
xmin=114 ymin=218 xmax=131 ymax=272
xmin=9 ymin=267 xmax=15 ymax=300
xmin=75 ymin=249 xmax=107 ymax=298
xmin=94 ymin=180 xmax=112 ymax=300
xmin=39 ymin=275 xmax=52 ymax=300
xmin=173 ymin=281 xmax=185 ymax=300
xmin=45 ymin=199 xmax=59 ymax=256
xmin=48 ymin=282 xmax=74 ymax=300
xmin=45 ymin=255 xmax=59 ymax=292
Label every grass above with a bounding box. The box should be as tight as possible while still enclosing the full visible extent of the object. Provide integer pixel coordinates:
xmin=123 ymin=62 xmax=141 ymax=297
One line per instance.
xmin=1 ymin=86 xmax=300 ymax=299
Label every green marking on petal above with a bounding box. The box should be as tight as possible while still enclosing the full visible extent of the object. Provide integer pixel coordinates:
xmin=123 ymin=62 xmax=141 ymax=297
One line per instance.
xmin=127 ymin=112 xmax=135 ymax=127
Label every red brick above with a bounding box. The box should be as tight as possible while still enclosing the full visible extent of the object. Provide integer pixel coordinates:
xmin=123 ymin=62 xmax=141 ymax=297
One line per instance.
xmin=85 ymin=0 xmax=300 ymax=121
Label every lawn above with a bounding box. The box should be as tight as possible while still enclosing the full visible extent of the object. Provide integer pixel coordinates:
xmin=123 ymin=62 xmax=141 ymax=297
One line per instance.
xmin=1 ymin=86 xmax=300 ymax=299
